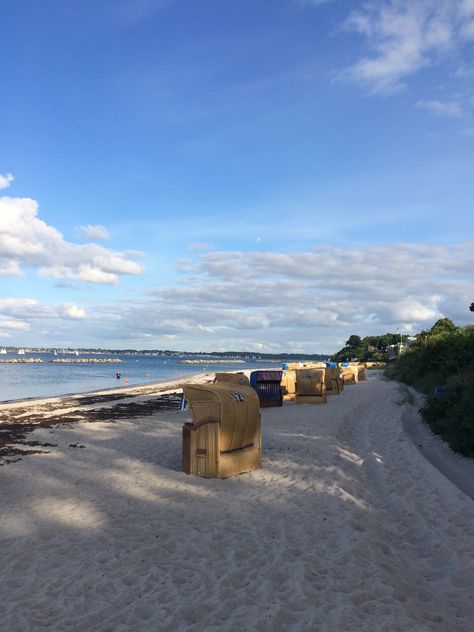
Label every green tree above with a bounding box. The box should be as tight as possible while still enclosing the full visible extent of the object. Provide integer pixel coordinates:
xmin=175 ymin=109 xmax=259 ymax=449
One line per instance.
xmin=429 ymin=318 xmax=459 ymax=337
xmin=345 ymin=335 xmax=362 ymax=347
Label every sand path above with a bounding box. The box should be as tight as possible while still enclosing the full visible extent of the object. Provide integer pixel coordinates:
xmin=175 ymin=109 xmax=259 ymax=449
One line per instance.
xmin=1 ymin=374 xmax=473 ymax=631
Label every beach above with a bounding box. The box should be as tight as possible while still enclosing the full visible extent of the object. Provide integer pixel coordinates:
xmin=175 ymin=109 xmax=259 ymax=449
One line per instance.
xmin=1 ymin=372 xmax=473 ymax=631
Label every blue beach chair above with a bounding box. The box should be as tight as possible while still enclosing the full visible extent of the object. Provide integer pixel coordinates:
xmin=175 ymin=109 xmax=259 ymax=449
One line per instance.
xmin=250 ymin=370 xmax=283 ymax=408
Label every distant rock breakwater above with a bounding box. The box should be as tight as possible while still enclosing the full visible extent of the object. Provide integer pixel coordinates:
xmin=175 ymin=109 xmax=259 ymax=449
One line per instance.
xmin=180 ymin=359 xmax=245 ymax=364
xmin=0 ymin=358 xmax=122 ymax=364
xmin=51 ymin=358 xmax=122 ymax=363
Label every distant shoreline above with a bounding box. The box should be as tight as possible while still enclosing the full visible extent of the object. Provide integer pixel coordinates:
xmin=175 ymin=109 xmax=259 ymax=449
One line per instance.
xmin=0 ymin=358 xmax=122 ymax=364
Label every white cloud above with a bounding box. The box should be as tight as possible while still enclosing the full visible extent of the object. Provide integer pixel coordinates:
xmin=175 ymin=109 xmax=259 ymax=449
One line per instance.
xmin=0 ymin=317 xmax=31 ymax=331
xmin=416 ymin=99 xmax=463 ymax=117
xmin=0 ymin=260 xmax=23 ymax=277
xmin=0 ymin=194 xmax=143 ymax=284
xmin=73 ymin=240 xmax=471 ymax=353
xmin=77 ymin=266 xmax=120 ymax=284
xmin=0 ymin=173 xmax=14 ymax=190
xmin=187 ymin=242 xmax=212 ymax=251
xmin=80 ymin=224 xmax=110 ymax=241
xmin=340 ymin=2 xmax=452 ymax=94
xmin=0 ymin=298 xmax=87 ymax=339
xmin=337 ymin=1 xmax=474 ymax=98
xmin=3 ymin=236 xmax=472 ymax=352
xmin=460 ymin=19 xmax=474 ymax=39
xmin=62 ymin=304 xmax=86 ymax=319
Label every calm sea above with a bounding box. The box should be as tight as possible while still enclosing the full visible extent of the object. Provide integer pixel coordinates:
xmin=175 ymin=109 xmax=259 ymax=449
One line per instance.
xmin=0 ymin=353 xmax=283 ymax=402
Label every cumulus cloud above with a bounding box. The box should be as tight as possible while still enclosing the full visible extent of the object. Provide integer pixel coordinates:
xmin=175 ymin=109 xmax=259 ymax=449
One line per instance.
xmin=61 ymin=304 xmax=87 ymax=319
xmin=0 ymin=173 xmax=14 ymax=189
xmin=0 ymin=298 xmax=87 ymax=338
xmin=0 ymin=260 xmax=22 ymax=277
xmin=0 ymin=194 xmax=143 ymax=284
xmin=3 ymin=238 xmax=472 ymax=352
xmin=84 ymin=240 xmax=472 ymax=353
xmin=80 ymin=224 xmax=111 ymax=241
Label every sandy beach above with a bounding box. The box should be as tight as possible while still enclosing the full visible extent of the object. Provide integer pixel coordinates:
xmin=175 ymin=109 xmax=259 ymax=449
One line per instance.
xmin=1 ymin=372 xmax=473 ymax=631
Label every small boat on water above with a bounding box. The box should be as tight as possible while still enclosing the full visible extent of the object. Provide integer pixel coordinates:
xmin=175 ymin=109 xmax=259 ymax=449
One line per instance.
xmin=18 ymin=348 xmax=25 ymax=355
xmin=0 ymin=348 xmax=7 ymax=354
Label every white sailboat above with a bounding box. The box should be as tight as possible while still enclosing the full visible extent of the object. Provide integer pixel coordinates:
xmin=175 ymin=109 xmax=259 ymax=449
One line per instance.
xmin=18 ymin=348 xmax=25 ymax=355
xmin=0 ymin=348 xmax=7 ymax=354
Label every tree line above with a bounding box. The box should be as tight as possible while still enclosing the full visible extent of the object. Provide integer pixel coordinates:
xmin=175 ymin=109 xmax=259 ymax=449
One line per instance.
xmin=332 ymin=332 xmax=405 ymax=363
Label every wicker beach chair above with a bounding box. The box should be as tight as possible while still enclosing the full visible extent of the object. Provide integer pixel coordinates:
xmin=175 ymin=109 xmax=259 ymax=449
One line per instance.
xmin=341 ymin=365 xmax=359 ymax=384
xmin=214 ymin=372 xmax=250 ymax=386
xmin=285 ymin=361 xmax=326 ymax=370
xmin=325 ymin=367 xmax=342 ymax=395
xmin=250 ymin=370 xmax=283 ymax=408
xmin=182 ymin=382 xmax=261 ymax=478
xmin=295 ymin=368 xmax=327 ymax=404
xmin=280 ymin=369 xmax=296 ymax=401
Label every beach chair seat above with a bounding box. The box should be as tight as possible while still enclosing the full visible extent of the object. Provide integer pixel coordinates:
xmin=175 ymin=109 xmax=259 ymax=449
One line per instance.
xmin=214 ymin=372 xmax=250 ymax=386
xmin=250 ymin=370 xmax=283 ymax=408
xmin=182 ymin=382 xmax=261 ymax=478
xmin=295 ymin=368 xmax=327 ymax=404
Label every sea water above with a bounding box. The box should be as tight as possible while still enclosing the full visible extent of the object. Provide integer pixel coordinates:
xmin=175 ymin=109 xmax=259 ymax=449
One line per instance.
xmin=0 ymin=353 xmax=280 ymax=402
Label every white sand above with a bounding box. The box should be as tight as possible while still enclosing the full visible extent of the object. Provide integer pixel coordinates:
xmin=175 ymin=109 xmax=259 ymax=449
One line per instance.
xmin=1 ymin=374 xmax=473 ymax=631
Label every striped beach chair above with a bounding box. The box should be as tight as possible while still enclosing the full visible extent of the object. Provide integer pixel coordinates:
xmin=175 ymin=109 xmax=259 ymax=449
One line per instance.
xmin=250 ymin=370 xmax=283 ymax=408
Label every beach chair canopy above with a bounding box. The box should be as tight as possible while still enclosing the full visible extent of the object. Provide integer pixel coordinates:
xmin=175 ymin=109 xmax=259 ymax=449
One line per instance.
xmin=249 ymin=370 xmax=283 ymax=386
xmin=250 ymin=370 xmax=283 ymax=407
xmin=295 ymin=368 xmax=325 ymax=396
xmin=183 ymin=382 xmax=260 ymax=453
xmin=214 ymin=372 xmax=250 ymax=386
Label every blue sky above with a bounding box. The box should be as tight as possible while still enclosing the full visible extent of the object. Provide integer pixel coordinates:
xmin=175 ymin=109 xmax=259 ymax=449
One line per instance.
xmin=1 ymin=0 xmax=474 ymax=352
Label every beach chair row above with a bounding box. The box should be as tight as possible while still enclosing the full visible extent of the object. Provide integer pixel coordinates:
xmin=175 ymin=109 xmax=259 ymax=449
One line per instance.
xmin=182 ymin=363 xmax=368 ymax=480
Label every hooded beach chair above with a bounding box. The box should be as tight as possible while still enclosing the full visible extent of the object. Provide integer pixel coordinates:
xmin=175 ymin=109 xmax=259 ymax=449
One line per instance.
xmin=280 ymin=369 xmax=296 ymax=401
xmin=341 ymin=365 xmax=359 ymax=384
xmin=214 ymin=372 xmax=250 ymax=386
xmin=295 ymin=368 xmax=327 ymax=404
xmin=250 ymin=370 xmax=283 ymax=408
xmin=182 ymin=382 xmax=261 ymax=478
xmin=325 ymin=367 xmax=342 ymax=395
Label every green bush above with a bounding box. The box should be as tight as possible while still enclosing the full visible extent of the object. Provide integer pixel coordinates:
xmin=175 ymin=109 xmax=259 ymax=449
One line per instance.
xmin=420 ymin=371 xmax=474 ymax=458
xmin=385 ymin=320 xmax=474 ymax=458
